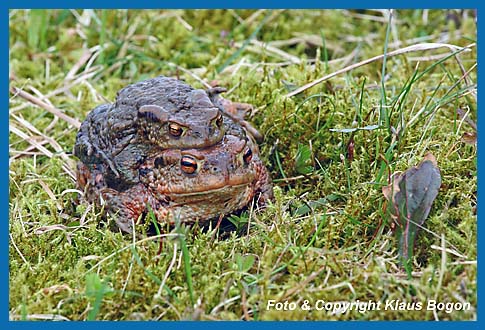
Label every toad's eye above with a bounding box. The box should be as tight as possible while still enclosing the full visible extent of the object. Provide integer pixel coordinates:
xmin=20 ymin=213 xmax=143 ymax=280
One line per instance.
xmin=181 ymin=156 xmax=198 ymax=174
xmin=215 ymin=113 xmax=223 ymax=128
xmin=243 ymin=148 xmax=253 ymax=164
xmin=168 ymin=123 xmax=184 ymax=137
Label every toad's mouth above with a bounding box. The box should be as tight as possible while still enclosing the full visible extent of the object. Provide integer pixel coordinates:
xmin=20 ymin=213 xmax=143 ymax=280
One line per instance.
xmin=168 ymin=183 xmax=252 ymax=210
xmin=169 ymin=181 xmax=251 ymax=198
xmin=155 ymin=171 xmax=256 ymax=197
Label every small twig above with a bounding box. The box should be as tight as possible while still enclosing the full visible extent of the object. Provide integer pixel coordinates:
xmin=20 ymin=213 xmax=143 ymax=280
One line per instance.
xmin=10 ymin=86 xmax=81 ymax=129
xmin=10 ymin=314 xmax=70 ymax=321
xmin=210 ymin=295 xmax=241 ymax=315
xmin=9 ymin=125 xmax=53 ymax=158
xmin=10 ymin=114 xmax=77 ymax=180
xmin=430 ymin=244 xmax=466 ymax=259
xmin=11 ymin=66 xmax=103 ymax=113
xmin=249 ymin=39 xmax=301 ymax=64
xmin=85 ymin=233 xmax=181 ymax=274
xmin=38 ymin=179 xmax=63 ymax=211
xmin=343 ymin=9 xmax=402 ymax=23
xmin=121 ymin=219 xmax=137 ymax=297
xmin=457 ymin=107 xmax=477 ymax=131
xmin=241 ymin=287 xmax=250 ymax=321
xmin=244 ymin=9 xmax=266 ymax=25
xmin=9 ymin=141 xmax=49 ymax=161
xmin=11 ymin=113 xmax=73 ymax=163
xmin=66 ymin=49 xmax=93 ymax=81
xmin=269 ymin=35 xmax=342 ymax=53
xmin=273 ymin=174 xmax=321 ymax=183
xmin=286 ymin=42 xmax=474 ymax=98
xmin=157 ymin=242 xmax=178 ymax=297
xmin=175 ymin=14 xmax=193 ymax=31
xmin=447 ymin=62 xmax=477 ymax=100
xmin=166 ymin=62 xmax=211 ymax=89
xmin=282 ymin=264 xmax=327 ymax=300
xmin=407 ymin=53 xmax=455 ymax=62
xmin=33 ymin=224 xmax=69 ymax=235
xmin=433 ymin=234 xmax=447 ymax=321
xmin=9 ymin=233 xmax=33 ymax=271
xmin=322 ymin=281 xmax=356 ymax=296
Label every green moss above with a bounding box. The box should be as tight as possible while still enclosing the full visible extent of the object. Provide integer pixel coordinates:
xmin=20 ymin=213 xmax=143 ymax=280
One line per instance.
xmin=9 ymin=9 xmax=476 ymax=321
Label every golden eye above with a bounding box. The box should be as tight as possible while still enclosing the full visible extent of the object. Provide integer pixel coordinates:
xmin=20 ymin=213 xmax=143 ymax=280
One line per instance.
xmin=215 ymin=113 xmax=223 ymax=128
xmin=168 ymin=123 xmax=184 ymax=137
xmin=181 ymin=156 xmax=198 ymax=174
xmin=243 ymin=148 xmax=253 ymax=164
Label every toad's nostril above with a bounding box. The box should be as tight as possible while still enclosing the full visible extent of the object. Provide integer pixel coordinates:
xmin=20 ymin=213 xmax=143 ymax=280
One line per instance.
xmin=243 ymin=148 xmax=253 ymax=164
xmin=191 ymin=129 xmax=202 ymax=139
xmin=154 ymin=157 xmax=165 ymax=168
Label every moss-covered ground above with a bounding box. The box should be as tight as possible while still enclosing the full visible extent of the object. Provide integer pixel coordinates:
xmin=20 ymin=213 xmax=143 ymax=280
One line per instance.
xmin=9 ymin=9 xmax=476 ymax=320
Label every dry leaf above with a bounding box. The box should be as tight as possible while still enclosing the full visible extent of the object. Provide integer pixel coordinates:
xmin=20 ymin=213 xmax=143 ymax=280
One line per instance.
xmin=382 ymin=153 xmax=441 ymax=269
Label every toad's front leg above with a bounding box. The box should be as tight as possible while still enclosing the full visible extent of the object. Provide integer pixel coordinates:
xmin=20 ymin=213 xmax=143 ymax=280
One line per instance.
xmin=252 ymin=161 xmax=274 ymax=207
xmin=99 ymin=184 xmax=172 ymax=234
xmin=208 ymin=87 xmax=263 ymax=142
xmin=77 ymin=162 xmax=169 ymax=234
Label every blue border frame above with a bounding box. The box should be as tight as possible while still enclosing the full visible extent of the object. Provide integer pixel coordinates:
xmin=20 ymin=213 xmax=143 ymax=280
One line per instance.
xmin=4 ymin=1 xmax=483 ymax=9
xmin=5 ymin=2 xmax=481 ymax=329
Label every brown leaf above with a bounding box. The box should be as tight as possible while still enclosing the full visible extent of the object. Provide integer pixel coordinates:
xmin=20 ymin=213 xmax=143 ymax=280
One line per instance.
xmin=462 ymin=132 xmax=477 ymax=145
xmin=382 ymin=153 xmax=441 ymax=268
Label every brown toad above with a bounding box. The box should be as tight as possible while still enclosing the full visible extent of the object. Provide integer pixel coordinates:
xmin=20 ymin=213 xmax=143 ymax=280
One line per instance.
xmin=74 ymin=76 xmax=273 ymax=233
xmin=77 ymin=134 xmax=273 ymax=233
xmin=74 ymin=76 xmax=226 ymax=185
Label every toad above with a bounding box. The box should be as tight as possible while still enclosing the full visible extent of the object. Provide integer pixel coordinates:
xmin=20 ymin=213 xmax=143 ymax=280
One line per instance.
xmin=77 ymin=134 xmax=273 ymax=233
xmin=74 ymin=76 xmax=228 ymax=185
xmin=74 ymin=76 xmax=273 ymax=233
xmin=74 ymin=76 xmax=262 ymax=186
